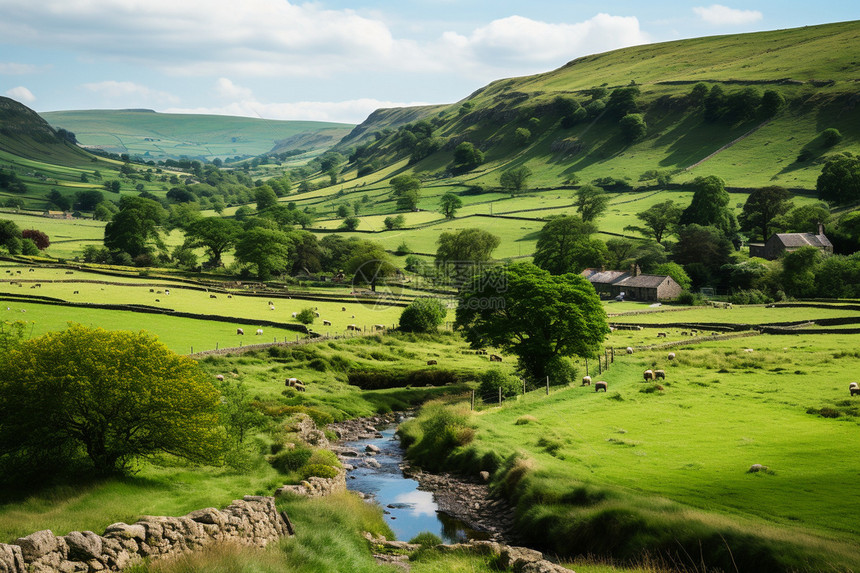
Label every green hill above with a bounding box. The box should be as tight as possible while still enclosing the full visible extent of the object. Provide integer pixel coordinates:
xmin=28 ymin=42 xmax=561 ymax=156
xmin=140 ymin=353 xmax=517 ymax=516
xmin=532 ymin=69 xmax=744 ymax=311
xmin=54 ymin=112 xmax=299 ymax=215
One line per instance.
xmin=40 ymin=109 xmax=354 ymax=162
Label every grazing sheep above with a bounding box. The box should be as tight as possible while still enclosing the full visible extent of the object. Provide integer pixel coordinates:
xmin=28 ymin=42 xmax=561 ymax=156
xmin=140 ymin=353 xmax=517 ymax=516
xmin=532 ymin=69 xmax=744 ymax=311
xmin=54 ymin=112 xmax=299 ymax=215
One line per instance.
xmin=427 ymin=360 xmax=437 ymax=366
xmin=748 ymin=464 xmax=768 ymax=473
xmin=342 ymin=307 xmax=347 ymax=311
xmin=347 ymin=324 xmax=358 ymax=331
xmin=744 ymin=348 xmax=754 ymax=353
xmin=256 ymin=328 xmax=263 ymax=335
xmin=643 ymin=369 xmax=654 ymax=381
xmin=657 ymin=332 xmax=667 ymax=338
xmin=292 ymin=312 xmax=298 ymax=318
xmin=490 ymin=354 xmax=503 ymax=362
xmin=215 ymin=374 xmax=224 ymax=381
xmin=286 ymin=378 xmax=306 ymax=392
xmin=268 ymin=301 xmax=273 ymax=305
xmin=270 ymin=305 xmax=275 ymax=310
xmin=323 ymin=320 xmax=332 ymax=326
xmin=314 ymin=311 xmax=320 ymax=317
xmin=681 ymin=331 xmax=688 ymax=336
xmin=582 ymin=376 xmax=592 ymax=386
xmin=595 ymin=381 xmax=608 ymax=392
xmin=149 ymin=288 xmax=155 ymax=293
xmin=626 ymin=347 xmax=633 ymax=354
xmin=210 ymin=294 xmax=217 ymax=299
xmin=237 ymin=328 xmax=244 ymax=335
xmin=351 ymin=314 xmax=355 ymax=318
xmin=850 ymin=382 xmax=860 ymax=397
xmin=228 ymin=295 xmax=232 ymax=298
xmin=28 ymin=269 xmax=33 ymax=272
xmin=155 ymin=299 xmax=160 ymax=302
xmin=668 ymin=352 xmax=676 ymax=360
xmin=73 ymin=290 xmax=79 ymax=294
xmin=165 ymin=289 xmax=170 ymax=295
xmin=655 ymin=370 xmax=666 ymax=380
xmin=609 ymin=326 xmax=616 ymax=332
xmin=374 ymin=324 xmax=385 ymax=331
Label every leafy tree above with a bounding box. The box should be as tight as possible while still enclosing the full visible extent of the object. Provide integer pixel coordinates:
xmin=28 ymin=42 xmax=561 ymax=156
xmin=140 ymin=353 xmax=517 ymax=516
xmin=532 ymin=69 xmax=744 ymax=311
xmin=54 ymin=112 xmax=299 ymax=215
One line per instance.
xmin=624 ymin=200 xmax=682 ymax=244
xmin=575 ymin=183 xmax=610 ymax=222
xmin=814 ymin=254 xmax=860 ymax=298
xmin=166 ymin=187 xmax=197 ymax=203
xmin=20 ymin=238 xmax=39 ymax=256
xmin=703 ymin=84 xmax=726 ymax=122
xmin=817 ymin=154 xmax=860 ymax=205
xmin=289 ymin=230 xmax=323 ymax=274
xmin=21 ymin=229 xmax=49 ymax=250
xmin=679 ymin=175 xmax=737 ymax=237
xmin=0 ymin=325 xmax=224 ymax=477
xmin=478 ymin=368 xmax=520 ymax=403
xmin=759 ymin=90 xmax=784 ymax=118
xmin=771 ymin=202 xmax=830 ymax=235
xmin=672 ymin=224 xmax=734 ymax=278
xmin=396 ymin=190 xmax=420 ymax=211
xmin=391 ymin=175 xmax=421 ymax=210
xmin=821 ymin=128 xmax=842 ymax=148
xmin=346 ymin=241 xmax=397 ymax=292
xmin=74 ymin=190 xmax=104 ymax=211
xmin=689 ymin=82 xmax=709 ymax=106
xmin=93 ymin=201 xmax=118 ymax=222
xmin=384 ymin=214 xmax=406 ymax=230
xmin=725 ymin=87 xmax=761 ymax=122
xmin=47 ymin=189 xmax=71 ymax=211
xmin=452 ymin=142 xmax=484 ymax=171
xmin=171 ymin=244 xmax=198 ymax=270
xmin=0 ymin=320 xmax=26 ymax=353
xmin=337 ymin=204 xmax=350 ymax=218
xmin=296 ymin=307 xmax=316 ymax=325
xmin=533 ymin=216 xmax=606 ymax=274
xmin=399 ymin=298 xmax=447 ymax=333
xmin=215 ymin=379 xmax=267 ymax=457
xmin=781 ymin=246 xmax=822 ymax=298
xmin=606 ymin=86 xmax=640 ymax=119
xmin=439 ymin=193 xmax=463 ymax=219
xmin=185 ymin=217 xmax=242 ymax=267
xmin=255 ymin=185 xmax=278 ymax=211
xmin=652 ymin=262 xmax=692 ymax=290
xmin=515 ymin=127 xmax=531 ymax=146
xmin=234 ymin=227 xmax=293 ymax=280
xmin=605 ymin=237 xmax=637 ymax=269
xmin=435 ymin=229 xmax=500 ymax=267
xmin=619 ymin=113 xmax=647 ymax=143
xmin=455 ymin=262 xmax=609 ymax=381
xmin=499 ymin=166 xmax=532 ymax=195
xmin=103 ymin=196 xmax=166 ymax=258
xmin=739 ymin=186 xmax=793 ymax=241
xmin=341 ymin=216 xmax=360 ymax=230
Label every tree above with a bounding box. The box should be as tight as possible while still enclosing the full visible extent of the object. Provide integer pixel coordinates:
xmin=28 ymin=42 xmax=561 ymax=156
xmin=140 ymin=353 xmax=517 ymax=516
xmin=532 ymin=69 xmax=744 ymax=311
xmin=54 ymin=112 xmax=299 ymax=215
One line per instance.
xmin=771 ymin=202 xmax=830 ymax=235
xmin=47 ymin=189 xmax=71 ymax=211
xmin=455 ymin=262 xmax=609 ymax=381
xmin=575 ymin=183 xmax=610 ymax=222
xmin=499 ymin=167 xmax=532 ymax=195
xmin=20 ymin=239 xmax=39 ymax=256
xmin=399 ymin=298 xmax=447 ymax=333
xmin=439 ymin=193 xmax=463 ymax=219
xmin=185 ymin=217 xmax=241 ymax=267
xmin=759 ymin=90 xmax=784 ymax=118
xmin=624 ymin=200 xmax=682 ymax=244
xmin=452 ymin=142 xmax=484 ymax=171
xmin=234 ymin=227 xmax=293 ymax=280
xmin=672 ymin=224 xmax=734 ymax=277
xmin=515 ymin=127 xmax=531 ymax=146
xmin=396 ymin=190 xmax=420 ymax=211
xmin=74 ymin=190 xmax=104 ymax=211
xmin=821 ymin=128 xmax=842 ymax=148
xmin=533 ymin=216 xmax=606 ymax=274
xmin=384 ymin=215 xmax=405 ymax=230
xmin=435 ymin=228 xmax=500 ymax=267
xmin=606 ymin=86 xmax=640 ymax=119
xmin=817 ymin=154 xmax=860 ymax=205
xmin=346 ymin=241 xmax=398 ymax=292
xmin=0 ymin=324 xmax=224 ymax=477
xmin=93 ymin=201 xmax=118 ymax=222
xmin=341 ymin=216 xmax=360 ymax=230
xmin=738 ymin=186 xmax=793 ymax=241
xmin=679 ymin=175 xmax=737 ymax=237
xmin=781 ymin=246 xmax=822 ymax=298
xmin=703 ymin=84 xmax=726 ymax=122
xmin=337 ymin=204 xmax=350 ymax=218
xmin=391 ymin=175 xmax=421 ymax=211
xmin=21 ymin=229 xmax=49 ymax=250
xmin=103 ymin=196 xmax=166 ymax=258
xmin=296 ymin=307 xmax=316 ymax=325
xmin=619 ymin=113 xmax=647 ymax=143
xmin=0 ymin=220 xmax=21 ymax=254
xmin=652 ymin=262 xmax=692 ymax=290
xmin=255 ymin=185 xmax=278 ymax=210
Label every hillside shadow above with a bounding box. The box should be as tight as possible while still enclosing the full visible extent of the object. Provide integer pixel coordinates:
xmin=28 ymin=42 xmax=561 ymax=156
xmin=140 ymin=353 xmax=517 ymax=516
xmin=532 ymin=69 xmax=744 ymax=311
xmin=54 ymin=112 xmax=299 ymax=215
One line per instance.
xmin=658 ymin=118 xmax=757 ymax=169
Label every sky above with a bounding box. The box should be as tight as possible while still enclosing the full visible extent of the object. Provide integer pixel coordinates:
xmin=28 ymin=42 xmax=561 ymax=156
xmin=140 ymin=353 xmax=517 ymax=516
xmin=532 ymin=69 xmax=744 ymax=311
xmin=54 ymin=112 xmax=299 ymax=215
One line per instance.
xmin=0 ymin=1 xmax=857 ymax=125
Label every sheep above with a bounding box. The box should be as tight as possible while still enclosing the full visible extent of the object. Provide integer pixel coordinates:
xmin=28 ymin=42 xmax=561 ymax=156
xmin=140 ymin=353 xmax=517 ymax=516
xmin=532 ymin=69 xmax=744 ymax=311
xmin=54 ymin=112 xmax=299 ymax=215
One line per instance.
xmin=149 ymin=288 xmax=155 ymax=293
xmin=595 ymin=381 xmax=608 ymax=392
xmin=347 ymin=324 xmax=358 ymax=331
xmin=215 ymin=374 xmax=224 ymax=381
xmin=323 ymin=320 xmax=332 ymax=326
xmin=657 ymin=332 xmax=667 ymax=338
xmin=210 ymin=294 xmax=217 ymax=299
xmin=228 ymin=295 xmax=232 ymax=298
xmin=681 ymin=331 xmax=688 ymax=336
xmin=490 ymin=354 xmax=503 ymax=362
xmin=286 ymin=378 xmax=306 ymax=392
xmin=268 ymin=301 xmax=273 ymax=305
xmin=28 ymin=268 xmax=33 ymax=272
xmin=668 ymin=352 xmax=676 ymax=360
xmin=626 ymin=347 xmax=633 ymax=354
xmin=314 ymin=311 xmax=320 ymax=317
xmin=165 ymin=289 xmax=170 ymax=295
xmin=342 ymin=307 xmax=347 ymax=311
xmin=654 ymin=370 xmax=666 ymax=380
xmin=155 ymin=299 xmax=160 ymax=302
xmin=374 ymin=324 xmax=385 ymax=331
xmin=351 ymin=314 xmax=355 ymax=318
xmin=427 ymin=360 xmax=437 ymax=365
xmin=292 ymin=312 xmax=298 ymax=318
xmin=256 ymin=328 xmax=263 ymax=335
xmin=237 ymin=328 xmax=244 ymax=335
xmin=581 ymin=375 xmax=592 ymax=386
xmin=850 ymin=382 xmax=860 ymax=397
xmin=73 ymin=290 xmax=79 ymax=294
xmin=270 ymin=305 xmax=275 ymax=310
xmin=744 ymin=348 xmax=754 ymax=353
xmin=643 ymin=369 xmax=654 ymax=382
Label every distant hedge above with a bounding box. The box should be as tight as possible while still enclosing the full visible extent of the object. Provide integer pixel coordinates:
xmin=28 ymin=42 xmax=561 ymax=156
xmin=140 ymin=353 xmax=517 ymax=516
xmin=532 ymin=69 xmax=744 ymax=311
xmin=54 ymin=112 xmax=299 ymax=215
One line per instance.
xmin=347 ymin=368 xmax=460 ymax=390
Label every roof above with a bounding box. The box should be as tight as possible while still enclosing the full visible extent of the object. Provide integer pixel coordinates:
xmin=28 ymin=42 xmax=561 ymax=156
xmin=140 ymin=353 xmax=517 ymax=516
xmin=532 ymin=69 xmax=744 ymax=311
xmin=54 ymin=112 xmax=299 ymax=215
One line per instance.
xmin=772 ymin=233 xmax=832 ymax=249
xmin=616 ymin=274 xmax=673 ymax=289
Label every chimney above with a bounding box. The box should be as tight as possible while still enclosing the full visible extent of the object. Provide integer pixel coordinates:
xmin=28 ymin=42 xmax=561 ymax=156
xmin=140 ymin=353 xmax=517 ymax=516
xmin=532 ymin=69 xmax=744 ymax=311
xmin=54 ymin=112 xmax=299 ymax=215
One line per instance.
xmin=817 ymin=221 xmax=825 ymax=236
xmin=629 ymin=264 xmax=640 ymax=277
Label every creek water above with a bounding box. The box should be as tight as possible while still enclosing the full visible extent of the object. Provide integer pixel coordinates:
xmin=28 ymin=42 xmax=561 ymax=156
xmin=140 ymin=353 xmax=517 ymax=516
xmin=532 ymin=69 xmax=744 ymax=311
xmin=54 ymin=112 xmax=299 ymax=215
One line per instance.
xmin=343 ymin=426 xmax=485 ymax=544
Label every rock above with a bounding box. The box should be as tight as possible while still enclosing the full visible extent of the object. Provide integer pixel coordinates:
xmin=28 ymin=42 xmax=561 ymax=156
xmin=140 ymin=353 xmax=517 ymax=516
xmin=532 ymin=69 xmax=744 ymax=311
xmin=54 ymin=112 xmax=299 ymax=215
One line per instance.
xmin=14 ymin=530 xmax=60 ymax=562
xmin=186 ymin=508 xmax=227 ymax=526
xmin=365 ymin=458 xmax=381 ymax=469
xmin=366 ymin=444 xmax=381 ymax=453
xmin=479 ymin=471 xmax=490 ymax=482
xmin=63 ymin=531 xmax=102 ymax=561
xmin=498 ymin=545 xmax=545 ymax=570
xmin=103 ymin=523 xmax=146 ymax=541
xmin=0 ymin=543 xmax=25 ymax=572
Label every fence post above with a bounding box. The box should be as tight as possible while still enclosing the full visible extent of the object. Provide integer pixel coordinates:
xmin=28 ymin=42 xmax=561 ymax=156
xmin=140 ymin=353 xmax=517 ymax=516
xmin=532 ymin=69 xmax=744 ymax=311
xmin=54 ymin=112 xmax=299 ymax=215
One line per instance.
xmin=611 ymin=347 xmax=615 ymax=363
xmin=216 ymin=342 xmax=218 ymax=350
xmin=523 ymin=378 xmax=526 ymax=395
xmin=598 ymin=355 xmax=602 ymax=374
xmin=499 ymin=386 xmax=502 ymax=405
xmin=471 ymin=390 xmax=475 ymax=410
xmin=190 ymin=346 xmax=193 ymax=354
xmin=546 ymin=376 xmax=549 ymax=395
xmin=585 ymin=357 xmax=589 ymax=377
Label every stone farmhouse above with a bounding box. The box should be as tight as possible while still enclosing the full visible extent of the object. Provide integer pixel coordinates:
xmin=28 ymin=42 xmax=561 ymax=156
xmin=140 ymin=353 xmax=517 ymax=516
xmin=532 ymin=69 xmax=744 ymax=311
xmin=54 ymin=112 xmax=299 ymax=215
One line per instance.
xmin=582 ymin=266 xmax=683 ymax=301
xmin=748 ymin=223 xmax=832 ymax=260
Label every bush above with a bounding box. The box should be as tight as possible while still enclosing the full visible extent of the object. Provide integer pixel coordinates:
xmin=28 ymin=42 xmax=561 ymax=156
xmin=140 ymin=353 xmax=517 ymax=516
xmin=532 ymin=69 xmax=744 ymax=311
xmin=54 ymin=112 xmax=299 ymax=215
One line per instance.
xmin=479 ymin=368 xmax=521 ymax=403
xmin=300 ymin=463 xmax=339 ymax=479
xmin=399 ymin=298 xmax=447 ymax=333
xmin=545 ymin=355 xmax=578 ymax=386
xmin=399 ymin=403 xmax=474 ymax=471
xmin=296 ymin=307 xmax=316 ymax=325
xmin=409 ymin=532 xmax=442 ymax=548
xmin=676 ymin=290 xmax=707 ymax=305
xmin=347 ymin=368 xmax=459 ymax=390
xmin=728 ymin=289 xmax=773 ymax=304
xmin=822 ymin=128 xmax=842 ymax=148
xmin=269 ymin=445 xmax=313 ymax=473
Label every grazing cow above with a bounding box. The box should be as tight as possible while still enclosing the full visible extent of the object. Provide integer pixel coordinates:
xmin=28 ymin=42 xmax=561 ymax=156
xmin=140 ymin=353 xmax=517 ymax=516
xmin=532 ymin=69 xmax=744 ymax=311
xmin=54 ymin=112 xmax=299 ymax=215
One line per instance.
xmin=668 ymin=352 xmax=676 ymax=360
xmin=427 ymin=360 xmax=437 ymax=366
xmin=323 ymin=320 xmax=332 ymax=326
xmin=582 ymin=376 xmax=592 ymax=386
xmin=237 ymin=328 xmax=244 ymax=335
xmin=256 ymin=328 xmax=263 ymax=335
xmin=210 ymin=294 xmax=217 ymax=299
xmin=654 ymin=370 xmax=666 ymax=380
xmin=850 ymin=382 xmax=860 ymax=397
xmin=643 ymin=370 xmax=654 ymax=381
xmin=347 ymin=324 xmax=358 ymax=331
xmin=595 ymin=381 xmax=608 ymax=392
xmin=216 ymin=374 xmax=224 ymax=381
xmin=490 ymin=354 xmax=503 ymax=362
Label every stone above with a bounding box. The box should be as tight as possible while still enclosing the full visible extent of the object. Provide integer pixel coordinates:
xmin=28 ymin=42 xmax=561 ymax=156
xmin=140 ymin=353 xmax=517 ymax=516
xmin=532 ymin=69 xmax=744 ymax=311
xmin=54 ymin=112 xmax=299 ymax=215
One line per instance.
xmin=365 ymin=444 xmax=381 ymax=453
xmin=103 ymin=523 xmax=146 ymax=541
xmin=0 ymin=543 xmax=25 ymax=573
xmin=479 ymin=471 xmax=490 ymax=482
xmin=63 ymin=531 xmax=102 ymax=561
xmin=365 ymin=458 xmax=381 ymax=469
xmin=186 ymin=508 xmax=227 ymax=526
xmin=14 ymin=530 xmax=60 ymax=562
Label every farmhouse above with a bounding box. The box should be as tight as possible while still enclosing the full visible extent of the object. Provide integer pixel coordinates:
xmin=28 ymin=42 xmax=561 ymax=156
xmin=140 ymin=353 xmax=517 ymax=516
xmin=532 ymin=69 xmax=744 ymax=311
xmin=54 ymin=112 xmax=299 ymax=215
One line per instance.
xmin=748 ymin=224 xmax=833 ymax=260
xmin=582 ymin=266 xmax=682 ymax=301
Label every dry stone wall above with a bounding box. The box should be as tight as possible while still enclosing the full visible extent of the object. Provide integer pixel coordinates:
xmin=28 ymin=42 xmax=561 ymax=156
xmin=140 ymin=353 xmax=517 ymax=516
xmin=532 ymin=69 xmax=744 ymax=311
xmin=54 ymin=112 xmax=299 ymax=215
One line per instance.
xmin=0 ymin=496 xmax=291 ymax=573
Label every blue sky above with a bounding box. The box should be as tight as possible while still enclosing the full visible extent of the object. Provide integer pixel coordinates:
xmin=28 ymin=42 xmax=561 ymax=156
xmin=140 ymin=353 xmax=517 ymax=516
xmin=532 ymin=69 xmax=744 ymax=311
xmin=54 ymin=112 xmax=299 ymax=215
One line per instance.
xmin=0 ymin=1 xmax=857 ymax=124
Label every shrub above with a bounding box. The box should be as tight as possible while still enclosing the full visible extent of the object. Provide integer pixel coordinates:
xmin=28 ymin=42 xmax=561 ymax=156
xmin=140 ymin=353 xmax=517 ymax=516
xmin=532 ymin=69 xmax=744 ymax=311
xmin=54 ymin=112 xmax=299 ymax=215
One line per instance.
xmin=296 ymin=307 xmax=316 ymax=325
xmin=676 ymin=290 xmax=707 ymax=305
xmin=515 ymin=415 xmax=538 ymax=425
xmin=546 ymin=355 xmax=578 ymax=386
xmin=399 ymin=297 xmax=447 ymax=333
xmin=347 ymin=369 xmax=459 ymax=390
xmin=479 ymin=368 xmax=521 ymax=403
xmin=300 ymin=463 xmax=339 ymax=479
xmin=729 ymin=289 xmax=773 ymax=304
xmin=409 ymin=532 xmax=442 ymax=548
xmin=821 ymin=128 xmax=842 ymax=148
xmin=308 ymin=448 xmax=341 ymax=468
xmin=269 ymin=445 xmax=313 ymax=473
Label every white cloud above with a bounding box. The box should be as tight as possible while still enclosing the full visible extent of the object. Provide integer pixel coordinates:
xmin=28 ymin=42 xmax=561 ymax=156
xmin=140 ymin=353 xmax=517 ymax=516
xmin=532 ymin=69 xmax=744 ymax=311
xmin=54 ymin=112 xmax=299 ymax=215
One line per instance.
xmin=5 ymin=86 xmax=35 ymax=103
xmin=215 ymin=78 xmax=253 ymax=100
xmin=166 ymin=98 xmax=431 ymax=124
xmin=693 ymin=5 xmax=763 ymax=25
xmin=81 ymin=81 xmax=179 ymax=105
xmin=0 ymin=62 xmax=42 ymax=75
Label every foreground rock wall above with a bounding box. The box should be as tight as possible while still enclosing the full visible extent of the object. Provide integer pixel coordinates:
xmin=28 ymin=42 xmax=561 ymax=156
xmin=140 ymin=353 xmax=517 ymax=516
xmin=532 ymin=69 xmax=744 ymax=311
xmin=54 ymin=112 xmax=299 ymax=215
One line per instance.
xmin=0 ymin=496 xmax=291 ymax=573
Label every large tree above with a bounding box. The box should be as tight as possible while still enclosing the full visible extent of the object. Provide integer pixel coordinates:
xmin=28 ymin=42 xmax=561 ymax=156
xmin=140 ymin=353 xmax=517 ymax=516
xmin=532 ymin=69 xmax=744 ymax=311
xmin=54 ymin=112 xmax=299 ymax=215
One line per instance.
xmin=104 ymin=196 xmax=166 ymax=258
xmin=439 ymin=192 xmax=463 ymax=219
xmin=534 ymin=216 xmax=606 ymax=274
xmin=575 ymin=184 xmax=610 ymax=222
xmin=435 ymin=228 xmax=500 ymax=267
xmin=185 ymin=217 xmax=241 ymax=266
xmin=0 ymin=325 xmax=224 ymax=477
xmin=346 ymin=240 xmax=398 ymax=292
xmin=817 ymin=154 xmax=860 ymax=205
xmin=499 ymin=166 xmax=532 ymax=195
xmin=0 ymin=219 xmax=22 ymax=254
xmin=234 ymin=227 xmax=294 ymax=280
xmin=455 ymin=262 xmax=609 ymax=381
xmin=738 ymin=186 xmax=793 ymax=241
xmin=672 ymin=224 xmax=734 ymax=278
xmin=624 ymin=200 xmax=682 ymax=244
xmin=679 ymin=175 xmax=737 ymax=237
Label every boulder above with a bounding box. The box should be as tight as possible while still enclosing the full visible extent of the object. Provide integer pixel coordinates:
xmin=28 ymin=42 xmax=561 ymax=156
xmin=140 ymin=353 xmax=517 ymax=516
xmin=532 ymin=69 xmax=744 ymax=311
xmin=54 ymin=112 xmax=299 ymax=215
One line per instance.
xmin=63 ymin=531 xmax=102 ymax=561
xmin=103 ymin=523 xmax=146 ymax=542
xmin=14 ymin=530 xmax=61 ymax=562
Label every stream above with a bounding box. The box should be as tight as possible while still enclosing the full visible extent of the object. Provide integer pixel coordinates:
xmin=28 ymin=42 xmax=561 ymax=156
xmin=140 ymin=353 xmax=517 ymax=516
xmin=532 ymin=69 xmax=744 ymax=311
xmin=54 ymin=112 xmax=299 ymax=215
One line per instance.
xmin=342 ymin=426 xmax=488 ymax=544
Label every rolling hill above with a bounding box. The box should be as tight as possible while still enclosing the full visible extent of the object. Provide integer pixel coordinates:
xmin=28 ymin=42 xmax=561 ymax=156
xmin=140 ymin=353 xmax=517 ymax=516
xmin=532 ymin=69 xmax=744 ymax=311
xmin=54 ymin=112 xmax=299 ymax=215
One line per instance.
xmin=40 ymin=109 xmax=354 ymax=162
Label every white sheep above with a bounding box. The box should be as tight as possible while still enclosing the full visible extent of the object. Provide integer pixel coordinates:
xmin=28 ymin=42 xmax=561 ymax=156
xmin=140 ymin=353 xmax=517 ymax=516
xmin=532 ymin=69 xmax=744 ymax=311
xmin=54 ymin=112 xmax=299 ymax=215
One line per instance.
xmin=215 ymin=374 xmax=224 ymax=381
xmin=668 ymin=352 xmax=676 ymax=360
xmin=292 ymin=312 xmax=297 ymax=318
xmin=237 ymin=328 xmax=244 ymax=335
xmin=256 ymin=328 xmax=263 ymax=335
xmin=654 ymin=370 xmax=666 ymax=380
xmin=643 ymin=369 xmax=654 ymax=381
xmin=581 ymin=376 xmax=592 ymax=386
xmin=626 ymin=347 xmax=633 ymax=354
xmin=323 ymin=320 xmax=332 ymax=326
xmin=595 ymin=381 xmax=608 ymax=392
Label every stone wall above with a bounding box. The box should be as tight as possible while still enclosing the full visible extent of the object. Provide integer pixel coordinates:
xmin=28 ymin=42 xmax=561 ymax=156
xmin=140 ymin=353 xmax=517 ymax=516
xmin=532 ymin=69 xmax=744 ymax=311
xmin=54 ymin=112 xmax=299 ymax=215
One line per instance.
xmin=0 ymin=496 xmax=291 ymax=573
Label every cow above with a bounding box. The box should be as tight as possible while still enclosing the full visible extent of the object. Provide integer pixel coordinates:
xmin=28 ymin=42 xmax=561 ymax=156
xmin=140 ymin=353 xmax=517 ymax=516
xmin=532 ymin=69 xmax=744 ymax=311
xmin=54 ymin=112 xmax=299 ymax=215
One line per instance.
xmin=850 ymin=382 xmax=860 ymax=397
xmin=490 ymin=354 xmax=503 ymax=362
xmin=374 ymin=324 xmax=385 ymax=331
xmin=657 ymin=332 xmax=667 ymax=338
xmin=655 ymin=370 xmax=666 ymax=380
xmin=237 ymin=328 xmax=244 ymax=335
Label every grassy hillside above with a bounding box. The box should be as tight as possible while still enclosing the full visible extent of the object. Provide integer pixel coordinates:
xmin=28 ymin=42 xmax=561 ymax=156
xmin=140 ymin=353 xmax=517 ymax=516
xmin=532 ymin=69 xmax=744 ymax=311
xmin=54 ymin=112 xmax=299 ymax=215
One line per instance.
xmin=41 ymin=109 xmax=354 ymax=162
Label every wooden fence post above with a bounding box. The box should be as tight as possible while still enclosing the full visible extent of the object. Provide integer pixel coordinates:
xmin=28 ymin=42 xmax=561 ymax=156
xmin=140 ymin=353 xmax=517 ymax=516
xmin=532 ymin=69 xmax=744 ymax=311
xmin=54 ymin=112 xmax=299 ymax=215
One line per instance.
xmin=499 ymin=386 xmax=502 ymax=405
xmin=546 ymin=376 xmax=549 ymax=395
